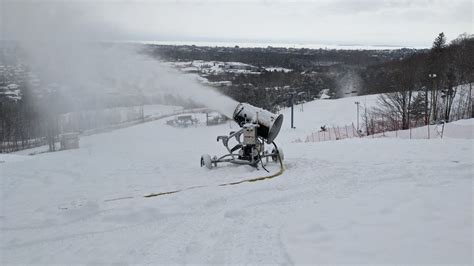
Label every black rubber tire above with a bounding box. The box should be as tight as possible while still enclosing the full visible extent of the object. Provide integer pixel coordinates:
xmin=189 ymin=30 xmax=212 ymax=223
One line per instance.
xmin=201 ymin=154 xmax=213 ymax=169
xmin=271 ymin=147 xmax=284 ymax=162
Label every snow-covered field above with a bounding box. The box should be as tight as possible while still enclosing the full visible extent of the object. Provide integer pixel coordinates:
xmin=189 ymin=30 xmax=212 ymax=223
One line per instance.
xmin=168 ymin=60 xmax=262 ymax=75
xmin=1 ymin=96 xmax=472 ymax=264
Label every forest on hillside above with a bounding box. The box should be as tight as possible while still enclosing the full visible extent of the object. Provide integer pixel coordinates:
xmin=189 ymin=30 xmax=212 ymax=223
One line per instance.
xmin=361 ymin=33 xmax=473 ymax=134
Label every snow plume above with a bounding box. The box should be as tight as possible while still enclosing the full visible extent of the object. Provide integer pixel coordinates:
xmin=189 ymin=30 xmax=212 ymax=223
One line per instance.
xmin=1 ymin=1 xmax=238 ymax=117
xmin=334 ymin=69 xmax=363 ymax=98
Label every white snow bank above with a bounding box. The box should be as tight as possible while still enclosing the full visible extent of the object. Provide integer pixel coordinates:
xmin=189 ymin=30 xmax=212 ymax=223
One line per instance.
xmin=283 ymin=176 xmax=471 ymax=264
xmin=281 ymin=139 xmax=472 ymax=264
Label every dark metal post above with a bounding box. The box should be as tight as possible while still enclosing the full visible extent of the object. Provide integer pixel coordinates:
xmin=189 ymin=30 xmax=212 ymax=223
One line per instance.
xmin=354 ymin=101 xmax=360 ymax=131
xmin=290 ymin=94 xmax=295 ymax=129
xmin=429 ymin=73 xmax=438 ymax=123
xmin=428 ymin=73 xmax=436 ymax=124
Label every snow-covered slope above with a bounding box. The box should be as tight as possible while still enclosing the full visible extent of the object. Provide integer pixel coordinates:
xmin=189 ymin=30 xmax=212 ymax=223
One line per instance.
xmin=278 ymin=94 xmax=379 ymax=143
xmin=1 ymin=96 xmax=472 ymax=264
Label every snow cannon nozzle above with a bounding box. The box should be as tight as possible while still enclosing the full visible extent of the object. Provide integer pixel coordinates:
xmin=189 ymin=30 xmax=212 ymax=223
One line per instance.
xmin=201 ymin=103 xmax=284 ymax=170
xmin=232 ymin=103 xmax=283 ymax=144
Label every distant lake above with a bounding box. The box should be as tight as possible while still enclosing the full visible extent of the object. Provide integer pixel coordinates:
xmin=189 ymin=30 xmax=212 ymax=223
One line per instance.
xmin=130 ymin=40 xmax=426 ymax=50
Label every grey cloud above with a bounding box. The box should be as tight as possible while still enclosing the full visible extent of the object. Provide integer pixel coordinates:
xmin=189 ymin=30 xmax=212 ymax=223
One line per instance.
xmin=1 ymin=0 xmax=471 ymax=47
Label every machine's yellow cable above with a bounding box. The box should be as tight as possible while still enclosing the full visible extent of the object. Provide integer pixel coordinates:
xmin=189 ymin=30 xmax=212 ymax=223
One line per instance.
xmin=143 ymin=154 xmax=284 ymax=198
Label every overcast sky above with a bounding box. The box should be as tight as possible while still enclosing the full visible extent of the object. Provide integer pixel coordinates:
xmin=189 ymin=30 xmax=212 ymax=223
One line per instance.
xmin=1 ymin=0 xmax=472 ymax=47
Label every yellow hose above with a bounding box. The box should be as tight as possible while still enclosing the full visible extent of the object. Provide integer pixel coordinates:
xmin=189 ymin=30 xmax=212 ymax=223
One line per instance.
xmin=143 ymin=155 xmax=284 ymax=198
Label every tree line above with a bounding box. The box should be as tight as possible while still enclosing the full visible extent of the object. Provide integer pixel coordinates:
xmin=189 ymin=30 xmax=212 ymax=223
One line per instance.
xmin=360 ymin=33 xmax=473 ymax=134
xmin=148 ymin=44 xmax=416 ymax=71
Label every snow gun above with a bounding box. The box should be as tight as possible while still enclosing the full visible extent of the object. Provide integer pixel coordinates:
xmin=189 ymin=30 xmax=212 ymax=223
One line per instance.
xmin=200 ymin=103 xmax=284 ymax=170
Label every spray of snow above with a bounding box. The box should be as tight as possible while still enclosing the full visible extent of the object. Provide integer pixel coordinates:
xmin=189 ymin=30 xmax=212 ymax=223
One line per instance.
xmin=334 ymin=69 xmax=363 ymax=98
xmin=1 ymin=1 xmax=238 ymax=117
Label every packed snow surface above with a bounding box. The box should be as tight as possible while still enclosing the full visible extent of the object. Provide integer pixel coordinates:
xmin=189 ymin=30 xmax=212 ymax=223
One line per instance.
xmin=1 ymin=95 xmax=472 ymax=264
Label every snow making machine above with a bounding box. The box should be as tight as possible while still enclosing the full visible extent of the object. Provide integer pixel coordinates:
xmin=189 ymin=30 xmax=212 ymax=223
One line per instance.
xmin=200 ymin=103 xmax=284 ymax=170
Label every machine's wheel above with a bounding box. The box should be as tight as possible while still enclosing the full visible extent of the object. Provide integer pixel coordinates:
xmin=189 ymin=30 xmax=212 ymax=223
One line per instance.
xmin=200 ymin=154 xmax=213 ymax=169
xmin=271 ymin=147 xmax=284 ymax=162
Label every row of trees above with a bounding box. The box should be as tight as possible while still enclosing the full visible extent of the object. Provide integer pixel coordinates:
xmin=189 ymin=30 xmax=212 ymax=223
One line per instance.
xmin=149 ymin=44 xmax=416 ymax=70
xmin=211 ymin=69 xmax=335 ymax=110
xmin=361 ymin=33 xmax=473 ymax=133
xmin=149 ymin=44 xmax=418 ymax=104
xmin=0 ymin=85 xmax=59 ymax=153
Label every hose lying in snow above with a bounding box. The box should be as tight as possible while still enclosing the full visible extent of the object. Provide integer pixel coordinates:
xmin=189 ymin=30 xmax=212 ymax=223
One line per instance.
xmin=104 ymin=144 xmax=284 ymax=201
xmin=143 ymin=143 xmax=284 ymax=198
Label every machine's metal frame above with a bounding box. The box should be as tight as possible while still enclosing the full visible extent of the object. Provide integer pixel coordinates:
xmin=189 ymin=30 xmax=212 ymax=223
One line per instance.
xmin=201 ymin=126 xmax=281 ymax=169
xmin=201 ymin=102 xmax=284 ymax=170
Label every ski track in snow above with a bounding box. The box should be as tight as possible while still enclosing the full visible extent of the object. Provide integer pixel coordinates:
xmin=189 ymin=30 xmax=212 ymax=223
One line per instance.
xmin=1 ymin=97 xmax=473 ymax=264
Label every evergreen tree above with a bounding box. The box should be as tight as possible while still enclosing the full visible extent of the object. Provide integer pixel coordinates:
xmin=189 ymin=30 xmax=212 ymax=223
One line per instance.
xmin=432 ymin=32 xmax=447 ymax=51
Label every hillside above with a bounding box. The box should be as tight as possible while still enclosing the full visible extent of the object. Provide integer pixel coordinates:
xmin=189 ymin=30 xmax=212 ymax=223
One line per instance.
xmin=1 ymin=96 xmax=472 ymax=264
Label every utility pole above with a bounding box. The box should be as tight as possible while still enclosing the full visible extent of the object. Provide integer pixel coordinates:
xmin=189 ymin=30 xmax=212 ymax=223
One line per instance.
xmin=354 ymin=101 xmax=360 ymax=131
xmin=288 ymin=91 xmax=305 ymax=129
xmin=290 ymin=93 xmax=295 ymax=129
xmin=428 ymin=73 xmax=437 ymax=125
xmin=443 ymin=87 xmax=453 ymax=123
xmin=297 ymin=91 xmax=306 ymax=112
